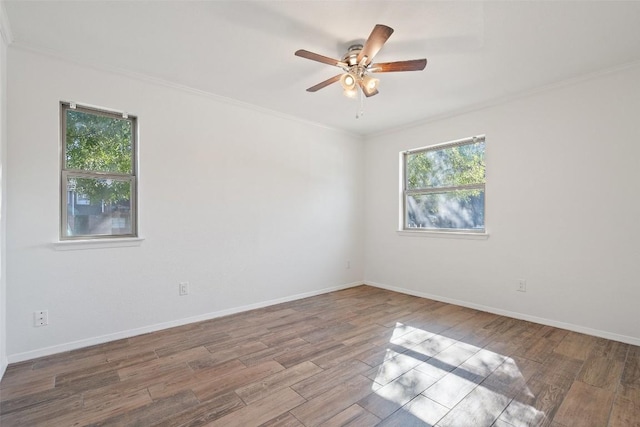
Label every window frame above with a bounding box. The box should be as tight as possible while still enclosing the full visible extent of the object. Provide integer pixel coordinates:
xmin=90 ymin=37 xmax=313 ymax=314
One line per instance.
xmin=60 ymin=102 xmax=138 ymax=240
xmin=400 ymin=135 xmax=486 ymax=234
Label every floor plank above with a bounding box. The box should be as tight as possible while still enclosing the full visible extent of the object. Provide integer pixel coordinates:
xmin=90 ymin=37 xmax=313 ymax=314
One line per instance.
xmin=153 ymin=391 xmax=245 ymax=427
xmin=377 ymin=395 xmax=449 ymax=427
xmin=435 ymin=385 xmax=511 ymax=427
xmin=204 ymin=387 xmax=305 ymax=427
xmin=497 ymin=374 xmax=573 ymax=427
xmin=191 ymin=360 xmax=285 ymax=402
xmin=290 ymin=359 xmax=371 ymax=400
xmin=89 ymin=390 xmax=200 ymax=426
xmin=235 ymin=360 xmax=322 ymax=405
xmin=261 ymin=412 xmax=305 ymax=427
xmin=608 ymin=390 xmax=640 ymax=427
xmin=289 ymin=374 xmax=375 ymax=426
xmin=319 ymin=404 xmax=380 ymax=427
xmin=359 ymin=368 xmax=437 ymax=418
xmin=553 ymin=381 xmax=615 ymax=427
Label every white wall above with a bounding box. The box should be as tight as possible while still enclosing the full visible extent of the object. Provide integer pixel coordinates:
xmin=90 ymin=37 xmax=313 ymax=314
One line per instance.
xmin=364 ymin=64 xmax=640 ymax=345
xmin=0 ymin=5 xmax=9 ymax=377
xmin=6 ymin=48 xmax=364 ymax=361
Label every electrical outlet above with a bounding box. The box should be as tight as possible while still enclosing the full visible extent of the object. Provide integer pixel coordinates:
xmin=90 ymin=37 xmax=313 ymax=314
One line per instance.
xmin=179 ymin=282 xmax=189 ymax=296
xmin=517 ymin=279 xmax=527 ymax=292
xmin=34 ymin=310 xmax=48 ymax=327
xmin=346 ymin=260 xmax=351 ymax=269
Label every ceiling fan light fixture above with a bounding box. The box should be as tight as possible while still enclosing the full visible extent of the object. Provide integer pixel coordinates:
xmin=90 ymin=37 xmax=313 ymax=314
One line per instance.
xmin=362 ymin=75 xmax=379 ymax=91
xmin=340 ymin=72 xmax=356 ymax=90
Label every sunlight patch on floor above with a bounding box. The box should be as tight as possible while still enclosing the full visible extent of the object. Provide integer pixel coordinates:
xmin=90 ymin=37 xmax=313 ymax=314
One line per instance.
xmin=390 ymin=324 xmax=436 ymax=346
xmin=500 ymin=398 xmax=547 ymax=426
xmin=372 ymin=322 xmax=546 ymax=425
xmin=373 ymin=349 xmax=425 ymax=386
xmin=373 ymin=368 xmax=438 ymax=407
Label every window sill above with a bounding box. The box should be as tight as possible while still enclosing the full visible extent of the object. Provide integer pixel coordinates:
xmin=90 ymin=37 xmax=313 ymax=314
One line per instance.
xmin=52 ymin=237 xmax=145 ymax=251
xmin=397 ymin=230 xmax=489 ymax=240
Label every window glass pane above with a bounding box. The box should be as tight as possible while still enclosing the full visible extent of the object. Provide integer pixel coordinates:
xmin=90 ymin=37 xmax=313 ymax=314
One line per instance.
xmin=406 ymin=190 xmax=485 ymax=231
xmin=65 ymin=109 xmax=133 ymax=174
xmin=406 ymin=141 xmax=485 ymax=189
xmin=65 ymin=177 xmax=133 ymax=237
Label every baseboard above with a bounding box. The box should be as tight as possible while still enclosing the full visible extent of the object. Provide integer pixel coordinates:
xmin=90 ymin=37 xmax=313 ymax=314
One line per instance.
xmin=0 ymin=355 xmax=7 ymax=380
xmin=365 ymin=280 xmax=640 ymax=347
xmin=7 ymin=281 xmax=362 ymax=364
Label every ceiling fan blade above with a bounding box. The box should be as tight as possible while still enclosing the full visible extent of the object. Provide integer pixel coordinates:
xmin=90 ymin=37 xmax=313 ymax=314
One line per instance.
xmin=358 ymin=81 xmax=379 ymax=97
xmin=357 ymin=24 xmax=394 ymax=65
xmin=306 ymin=74 xmax=342 ymax=92
xmin=370 ymin=59 xmax=427 ymax=73
xmin=295 ymin=49 xmax=346 ymax=67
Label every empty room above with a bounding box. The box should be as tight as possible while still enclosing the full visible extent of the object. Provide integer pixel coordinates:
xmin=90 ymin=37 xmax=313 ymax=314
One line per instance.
xmin=0 ymin=1 xmax=639 ymax=426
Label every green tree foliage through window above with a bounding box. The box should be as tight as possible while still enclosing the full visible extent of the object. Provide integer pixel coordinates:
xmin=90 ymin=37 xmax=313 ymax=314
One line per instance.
xmin=407 ymin=142 xmax=485 ymax=190
xmin=404 ymin=138 xmax=485 ymax=231
xmin=65 ymin=110 xmax=133 ymax=204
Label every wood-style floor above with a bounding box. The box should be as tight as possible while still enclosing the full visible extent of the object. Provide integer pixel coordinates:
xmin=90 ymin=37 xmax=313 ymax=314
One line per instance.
xmin=1 ymin=285 xmax=638 ymax=426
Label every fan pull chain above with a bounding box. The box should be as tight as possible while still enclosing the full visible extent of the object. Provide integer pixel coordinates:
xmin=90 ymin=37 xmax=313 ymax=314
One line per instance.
xmin=356 ymin=86 xmax=365 ymax=119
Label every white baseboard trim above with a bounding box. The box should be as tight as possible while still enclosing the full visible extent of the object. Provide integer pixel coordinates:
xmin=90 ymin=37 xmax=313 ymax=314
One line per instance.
xmin=7 ymin=281 xmax=363 ymax=364
xmin=365 ymin=280 xmax=640 ymax=347
xmin=0 ymin=356 xmax=7 ymax=380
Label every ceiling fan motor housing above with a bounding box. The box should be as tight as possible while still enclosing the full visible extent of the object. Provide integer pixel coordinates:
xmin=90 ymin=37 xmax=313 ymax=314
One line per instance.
xmin=342 ymin=45 xmax=369 ymax=81
xmin=343 ymin=44 xmax=364 ymax=66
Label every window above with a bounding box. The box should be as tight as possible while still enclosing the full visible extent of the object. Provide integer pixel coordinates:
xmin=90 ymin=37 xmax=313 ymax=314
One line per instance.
xmin=61 ymin=102 xmax=137 ymax=240
xmin=401 ymin=135 xmax=485 ymax=233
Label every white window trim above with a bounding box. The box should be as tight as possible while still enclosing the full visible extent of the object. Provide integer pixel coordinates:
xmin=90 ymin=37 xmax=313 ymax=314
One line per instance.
xmin=396 ymin=230 xmax=489 ymax=239
xmin=53 ymin=237 xmax=145 ymax=251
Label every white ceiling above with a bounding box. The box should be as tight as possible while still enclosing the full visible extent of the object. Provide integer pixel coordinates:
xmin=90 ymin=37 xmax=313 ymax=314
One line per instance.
xmin=4 ymin=1 xmax=640 ymax=136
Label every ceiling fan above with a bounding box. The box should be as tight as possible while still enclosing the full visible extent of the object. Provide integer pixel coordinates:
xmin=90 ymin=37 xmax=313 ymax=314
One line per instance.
xmin=295 ymin=24 xmax=427 ymax=99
